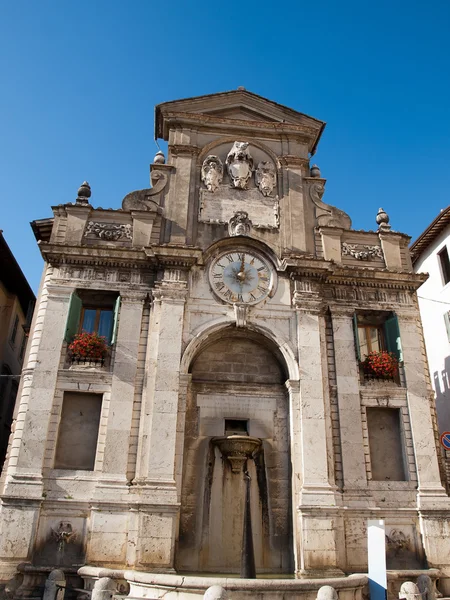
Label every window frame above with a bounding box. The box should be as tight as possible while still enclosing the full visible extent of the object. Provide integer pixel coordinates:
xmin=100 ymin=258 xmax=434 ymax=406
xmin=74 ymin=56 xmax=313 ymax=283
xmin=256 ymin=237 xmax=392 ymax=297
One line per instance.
xmin=64 ymin=291 xmax=120 ymax=346
xmin=357 ymin=324 xmax=385 ymax=355
xmin=438 ymin=245 xmax=450 ymax=286
xmin=78 ymin=306 xmax=114 ymax=342
xmin=10 ymin=315 xmax=19 ymax=345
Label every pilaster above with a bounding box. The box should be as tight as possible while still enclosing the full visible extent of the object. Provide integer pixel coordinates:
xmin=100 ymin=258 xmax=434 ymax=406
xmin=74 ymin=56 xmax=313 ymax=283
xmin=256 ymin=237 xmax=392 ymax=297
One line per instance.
xmin=329 ymin=307 xmax=368 ymax=496
xmin=293 ymin=302 xmax=337 ymax=505
xmin=4 ymin=281 xmax=74 ymax=497
xmin=95 ymin=292 xmax=147 ymax=495
xmin=0 ymin=278 xmax=73 ymax=581
xmin=134 ymin=270 xmax=188 ymax=492
xmin=396 ymin=312 xmax=449 ymax=508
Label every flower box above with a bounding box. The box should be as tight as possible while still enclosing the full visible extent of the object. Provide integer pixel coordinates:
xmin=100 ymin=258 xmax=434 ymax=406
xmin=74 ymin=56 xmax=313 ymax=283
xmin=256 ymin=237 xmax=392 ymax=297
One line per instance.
xmin=361 ymin=350 xmax=399 ymax=382
xmin=68 ymin=331 xmax=108 ymax=361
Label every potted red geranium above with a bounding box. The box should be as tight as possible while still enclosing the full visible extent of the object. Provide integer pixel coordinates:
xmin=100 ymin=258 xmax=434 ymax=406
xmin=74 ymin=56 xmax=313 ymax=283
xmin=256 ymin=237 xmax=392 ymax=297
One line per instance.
xmin=68 ymin=331 xmax=108 ymax=363
xmin=362 ymin=350 xmax=399 ymax=380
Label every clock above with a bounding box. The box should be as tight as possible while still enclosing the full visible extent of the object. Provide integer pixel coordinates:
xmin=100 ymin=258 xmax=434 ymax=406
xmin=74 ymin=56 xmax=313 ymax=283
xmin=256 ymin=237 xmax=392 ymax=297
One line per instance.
xmin=210 ymin=250 xmax=274 ymax=305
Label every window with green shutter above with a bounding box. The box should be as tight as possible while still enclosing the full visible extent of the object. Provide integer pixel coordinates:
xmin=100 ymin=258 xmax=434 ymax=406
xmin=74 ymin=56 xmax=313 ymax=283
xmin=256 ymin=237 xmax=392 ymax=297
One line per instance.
xmin=353 ymin=311 xmax=403 ymax=363
xmin=64 ymin=290 xmax=120 ymax=345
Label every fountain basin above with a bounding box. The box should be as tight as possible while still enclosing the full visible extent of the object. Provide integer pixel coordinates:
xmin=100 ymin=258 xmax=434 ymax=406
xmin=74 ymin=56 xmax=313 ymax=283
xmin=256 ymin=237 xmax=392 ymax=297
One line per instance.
xmin=212 ymin=436 xmax=262 ymax=473
xmin=77 ymin=568 xmax=368 ymax=600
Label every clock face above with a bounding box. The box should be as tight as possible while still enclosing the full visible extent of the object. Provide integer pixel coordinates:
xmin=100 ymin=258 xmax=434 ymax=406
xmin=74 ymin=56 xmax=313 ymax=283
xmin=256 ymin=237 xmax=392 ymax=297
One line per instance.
xmin=210 ymin=251 xmax=273 ymax=304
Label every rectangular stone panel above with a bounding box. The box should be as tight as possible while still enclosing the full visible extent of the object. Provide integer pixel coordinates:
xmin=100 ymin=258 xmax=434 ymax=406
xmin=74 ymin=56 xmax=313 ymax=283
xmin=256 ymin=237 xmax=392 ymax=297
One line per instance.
xmin=366 ymin=407 xmax=406 ymax=481
xmin=199 ymin=188 xmax=279 ymax=229
xmin=54 ymin=392 xmax=102 ymax=470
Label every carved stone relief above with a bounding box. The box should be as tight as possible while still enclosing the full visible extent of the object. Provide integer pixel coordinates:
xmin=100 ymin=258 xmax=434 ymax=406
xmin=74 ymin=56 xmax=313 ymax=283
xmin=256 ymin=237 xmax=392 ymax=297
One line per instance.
xmin=255 ymin=161 xmax=276 ymax=197
xmin=228 ymin=211 xmax=252 ymax=237
xmin=342 ymin=243 xmax=384 ymax=261
xmin=309 ymin=182 xmax=352 ymax=229
xmin=226 ymin=141 xmax=254 ymax=189
xmin=201 ymin=155 xmax=223 ymax=192
xmin=385 ymin=529 xmax=411 ymax=555
xmin=84 ymin=222 xmax=132 ymax=241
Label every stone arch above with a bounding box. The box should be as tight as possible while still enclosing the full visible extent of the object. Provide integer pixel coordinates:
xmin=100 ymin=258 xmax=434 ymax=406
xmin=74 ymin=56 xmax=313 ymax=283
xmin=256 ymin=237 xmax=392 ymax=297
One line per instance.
xmin=197 ymin=136 xmax=281 ymax=169
xmin=177 ymin=320 xmax=295 ymax=575
xmin=180 ymin=319 xmax=299 ymax=381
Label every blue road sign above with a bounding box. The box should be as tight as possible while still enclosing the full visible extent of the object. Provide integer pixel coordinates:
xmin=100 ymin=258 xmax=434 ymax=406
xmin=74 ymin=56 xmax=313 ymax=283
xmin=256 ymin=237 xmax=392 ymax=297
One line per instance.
xmin=440 ymin=432 xmax=450 ymax=450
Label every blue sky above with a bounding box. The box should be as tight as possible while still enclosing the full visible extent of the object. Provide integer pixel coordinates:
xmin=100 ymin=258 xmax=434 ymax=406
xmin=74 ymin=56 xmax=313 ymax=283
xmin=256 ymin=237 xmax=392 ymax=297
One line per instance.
xmin=1 ymin=0 xmax=450 ymax=292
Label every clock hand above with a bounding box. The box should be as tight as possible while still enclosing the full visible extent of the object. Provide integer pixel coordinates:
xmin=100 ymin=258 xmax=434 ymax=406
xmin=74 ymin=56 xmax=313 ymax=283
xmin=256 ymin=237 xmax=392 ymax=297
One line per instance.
xmin=236 ymin=253 xmax=246 ymax=284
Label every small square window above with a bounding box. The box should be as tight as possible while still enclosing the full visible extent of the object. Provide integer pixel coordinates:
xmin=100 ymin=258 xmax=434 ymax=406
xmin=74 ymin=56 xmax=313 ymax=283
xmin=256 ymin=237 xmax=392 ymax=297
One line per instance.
xmin=224 ymin=419 xmax=248 ymax=435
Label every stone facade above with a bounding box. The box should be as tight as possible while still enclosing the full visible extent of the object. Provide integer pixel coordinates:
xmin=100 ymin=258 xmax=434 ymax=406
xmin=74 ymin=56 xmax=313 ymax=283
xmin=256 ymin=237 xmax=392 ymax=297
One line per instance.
xmin=0 ymin=233 xmax=35 ymax=470
xmin=1 ymin=89 xmax=449 ymax=594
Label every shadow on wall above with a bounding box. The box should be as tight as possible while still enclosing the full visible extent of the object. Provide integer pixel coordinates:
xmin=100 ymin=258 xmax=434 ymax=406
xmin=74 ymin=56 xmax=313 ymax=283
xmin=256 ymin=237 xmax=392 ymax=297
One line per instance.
xmin=434 ymin=354 xmax=450 ymax=433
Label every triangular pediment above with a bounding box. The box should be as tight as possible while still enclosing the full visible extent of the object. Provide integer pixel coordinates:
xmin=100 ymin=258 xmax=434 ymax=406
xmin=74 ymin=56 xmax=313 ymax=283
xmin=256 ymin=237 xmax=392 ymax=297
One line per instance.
xmin=155 ymin=89 xmax=325 ymax=140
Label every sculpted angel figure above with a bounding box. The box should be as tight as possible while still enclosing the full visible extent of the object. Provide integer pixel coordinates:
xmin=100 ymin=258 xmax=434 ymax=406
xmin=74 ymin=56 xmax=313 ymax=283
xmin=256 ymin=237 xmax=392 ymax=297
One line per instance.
xmin=201 ymin=155 xmax=223 ymax=192
xmin=255 ymin=161 xmax=277 ymax=197
xmin=226 ymin=141 xmax=254 ymax=189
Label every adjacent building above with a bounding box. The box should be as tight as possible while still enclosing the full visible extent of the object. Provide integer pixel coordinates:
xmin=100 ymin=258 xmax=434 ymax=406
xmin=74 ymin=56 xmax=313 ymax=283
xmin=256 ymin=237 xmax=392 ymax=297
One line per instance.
xmin=411 ymin=206 xmax=450 ymax=451
xmin=0 ymin=232 xmax=35 ymax=469
xmin=0 ymin=90 xmax=449 ymax=598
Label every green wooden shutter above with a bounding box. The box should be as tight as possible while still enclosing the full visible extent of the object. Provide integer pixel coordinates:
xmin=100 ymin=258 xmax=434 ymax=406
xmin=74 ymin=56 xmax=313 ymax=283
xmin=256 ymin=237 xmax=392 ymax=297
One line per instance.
xmin=64 ymin=292 xmax=82 ymax=342
xmin=111 ymin=296 xmax=121 ymax=345
xmin=444 ymin=311 xmax=450 ymax=343
xmin=383 ymin=313 xmax=403 ymax=362
xmin=352 ymin=312 xmax=361 ymax=361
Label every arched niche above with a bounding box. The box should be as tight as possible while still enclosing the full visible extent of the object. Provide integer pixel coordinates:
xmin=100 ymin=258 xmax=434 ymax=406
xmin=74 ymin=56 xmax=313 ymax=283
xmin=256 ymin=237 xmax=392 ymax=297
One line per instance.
xmin=176 ymin=325 xmax=294 ymax=575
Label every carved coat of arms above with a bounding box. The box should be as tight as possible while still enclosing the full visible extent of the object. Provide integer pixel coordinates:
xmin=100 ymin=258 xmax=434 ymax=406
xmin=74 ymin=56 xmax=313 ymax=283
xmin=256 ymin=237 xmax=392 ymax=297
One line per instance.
xmin=226 ymin=141 xmax=254 ymax=189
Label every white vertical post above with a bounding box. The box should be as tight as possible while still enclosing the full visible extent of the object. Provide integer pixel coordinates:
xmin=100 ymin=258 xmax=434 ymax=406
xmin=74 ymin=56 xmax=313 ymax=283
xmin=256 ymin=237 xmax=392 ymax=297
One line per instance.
xmin=368 ymin=519 xmax=387 ymax=600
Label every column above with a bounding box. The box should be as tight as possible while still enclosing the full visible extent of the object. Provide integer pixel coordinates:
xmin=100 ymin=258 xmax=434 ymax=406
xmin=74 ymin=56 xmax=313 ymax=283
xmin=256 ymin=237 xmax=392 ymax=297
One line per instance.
xmin=96 ymin=292 xmax=146 ymax=486
xmin=295 ymin=306 xmax=337 ymax=503
xmin=397 ymin=312 xmax=448 ymax=505
xmin=132 ymin=270 xmax=187 ymax=570
xmin=290 ymin=294 xmax=344 ymax=578
xmin=330 ymin=308 xmax=368 ymax=493
xmin=0 ymin=275 xmax=74 ymax=580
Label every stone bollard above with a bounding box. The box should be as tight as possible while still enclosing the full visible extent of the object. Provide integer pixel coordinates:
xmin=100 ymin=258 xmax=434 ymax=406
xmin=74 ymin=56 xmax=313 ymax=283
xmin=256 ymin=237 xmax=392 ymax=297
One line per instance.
xmin=316 ymin=585 xmax=339 ymax=600
xmin=91 ymin=578 xmax=116 ymax=600
xmin=203 ymin=585 xmax=228 ymax=600
xmin=417 ymin=575 xmax=441 ymax=600
xmin=399 ymin=581 xmax=422 ymax=600
xmin=43 ymin=570 xmax=66 ymax=600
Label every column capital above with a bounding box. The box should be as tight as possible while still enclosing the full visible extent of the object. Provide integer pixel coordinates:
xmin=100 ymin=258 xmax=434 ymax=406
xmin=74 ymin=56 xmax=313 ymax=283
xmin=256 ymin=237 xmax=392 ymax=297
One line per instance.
xmin=328 ymin=305 xmax=355 ymax=318
xmin=120 ymin=291 xmax=148 ymax=303
xmin=45 ymin=284 xmax=75 ymax=299
xmin=152 ymin=282 xmax=188 ymax=304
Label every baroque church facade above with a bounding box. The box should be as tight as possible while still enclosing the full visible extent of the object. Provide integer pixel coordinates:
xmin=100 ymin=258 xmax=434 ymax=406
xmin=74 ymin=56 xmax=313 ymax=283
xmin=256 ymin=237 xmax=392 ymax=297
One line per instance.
xmin=1 ymin=90 xmax=449 ymax=593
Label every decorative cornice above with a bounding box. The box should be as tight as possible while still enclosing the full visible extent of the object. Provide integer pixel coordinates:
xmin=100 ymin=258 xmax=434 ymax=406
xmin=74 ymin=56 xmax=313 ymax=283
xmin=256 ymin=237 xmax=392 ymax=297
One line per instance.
xmin=278 ymin=155 xmax=309 ymax=168
xmin=169 ymin=144 xmax=200 ymax=156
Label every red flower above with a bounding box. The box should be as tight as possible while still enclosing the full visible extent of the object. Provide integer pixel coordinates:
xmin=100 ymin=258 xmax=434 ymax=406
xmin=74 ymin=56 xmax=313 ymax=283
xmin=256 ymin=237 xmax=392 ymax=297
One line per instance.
xmin=68 ymin=332 xmax=108 ymax=360
xmin=362 ymin=351 xmax=399 ymax=379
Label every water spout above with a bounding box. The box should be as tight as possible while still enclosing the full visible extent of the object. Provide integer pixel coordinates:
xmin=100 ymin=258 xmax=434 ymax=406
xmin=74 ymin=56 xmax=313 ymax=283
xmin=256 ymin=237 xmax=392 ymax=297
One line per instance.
xmin=241 ymin=470 xmax=256 ymax=579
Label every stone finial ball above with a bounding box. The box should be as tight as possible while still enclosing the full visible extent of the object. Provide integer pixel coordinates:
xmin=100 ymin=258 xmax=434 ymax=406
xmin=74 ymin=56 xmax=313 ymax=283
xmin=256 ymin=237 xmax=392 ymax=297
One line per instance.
xmin=153 ymin=150 xmax=166 ymax=164
xmin=77 ymin=181 xmax=91 ymax=198
xmin=399 ymin=581 xmax=421 ymax=599
xmin=316 ymin=585 xmax=338 ymax=600
xmin=376 ymin=207 xmax=389 ymax=225
xmin=203 ymin=585 xmax=228 ymax=600
xmin=310 ymin=164 xmax=321 ymax=178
